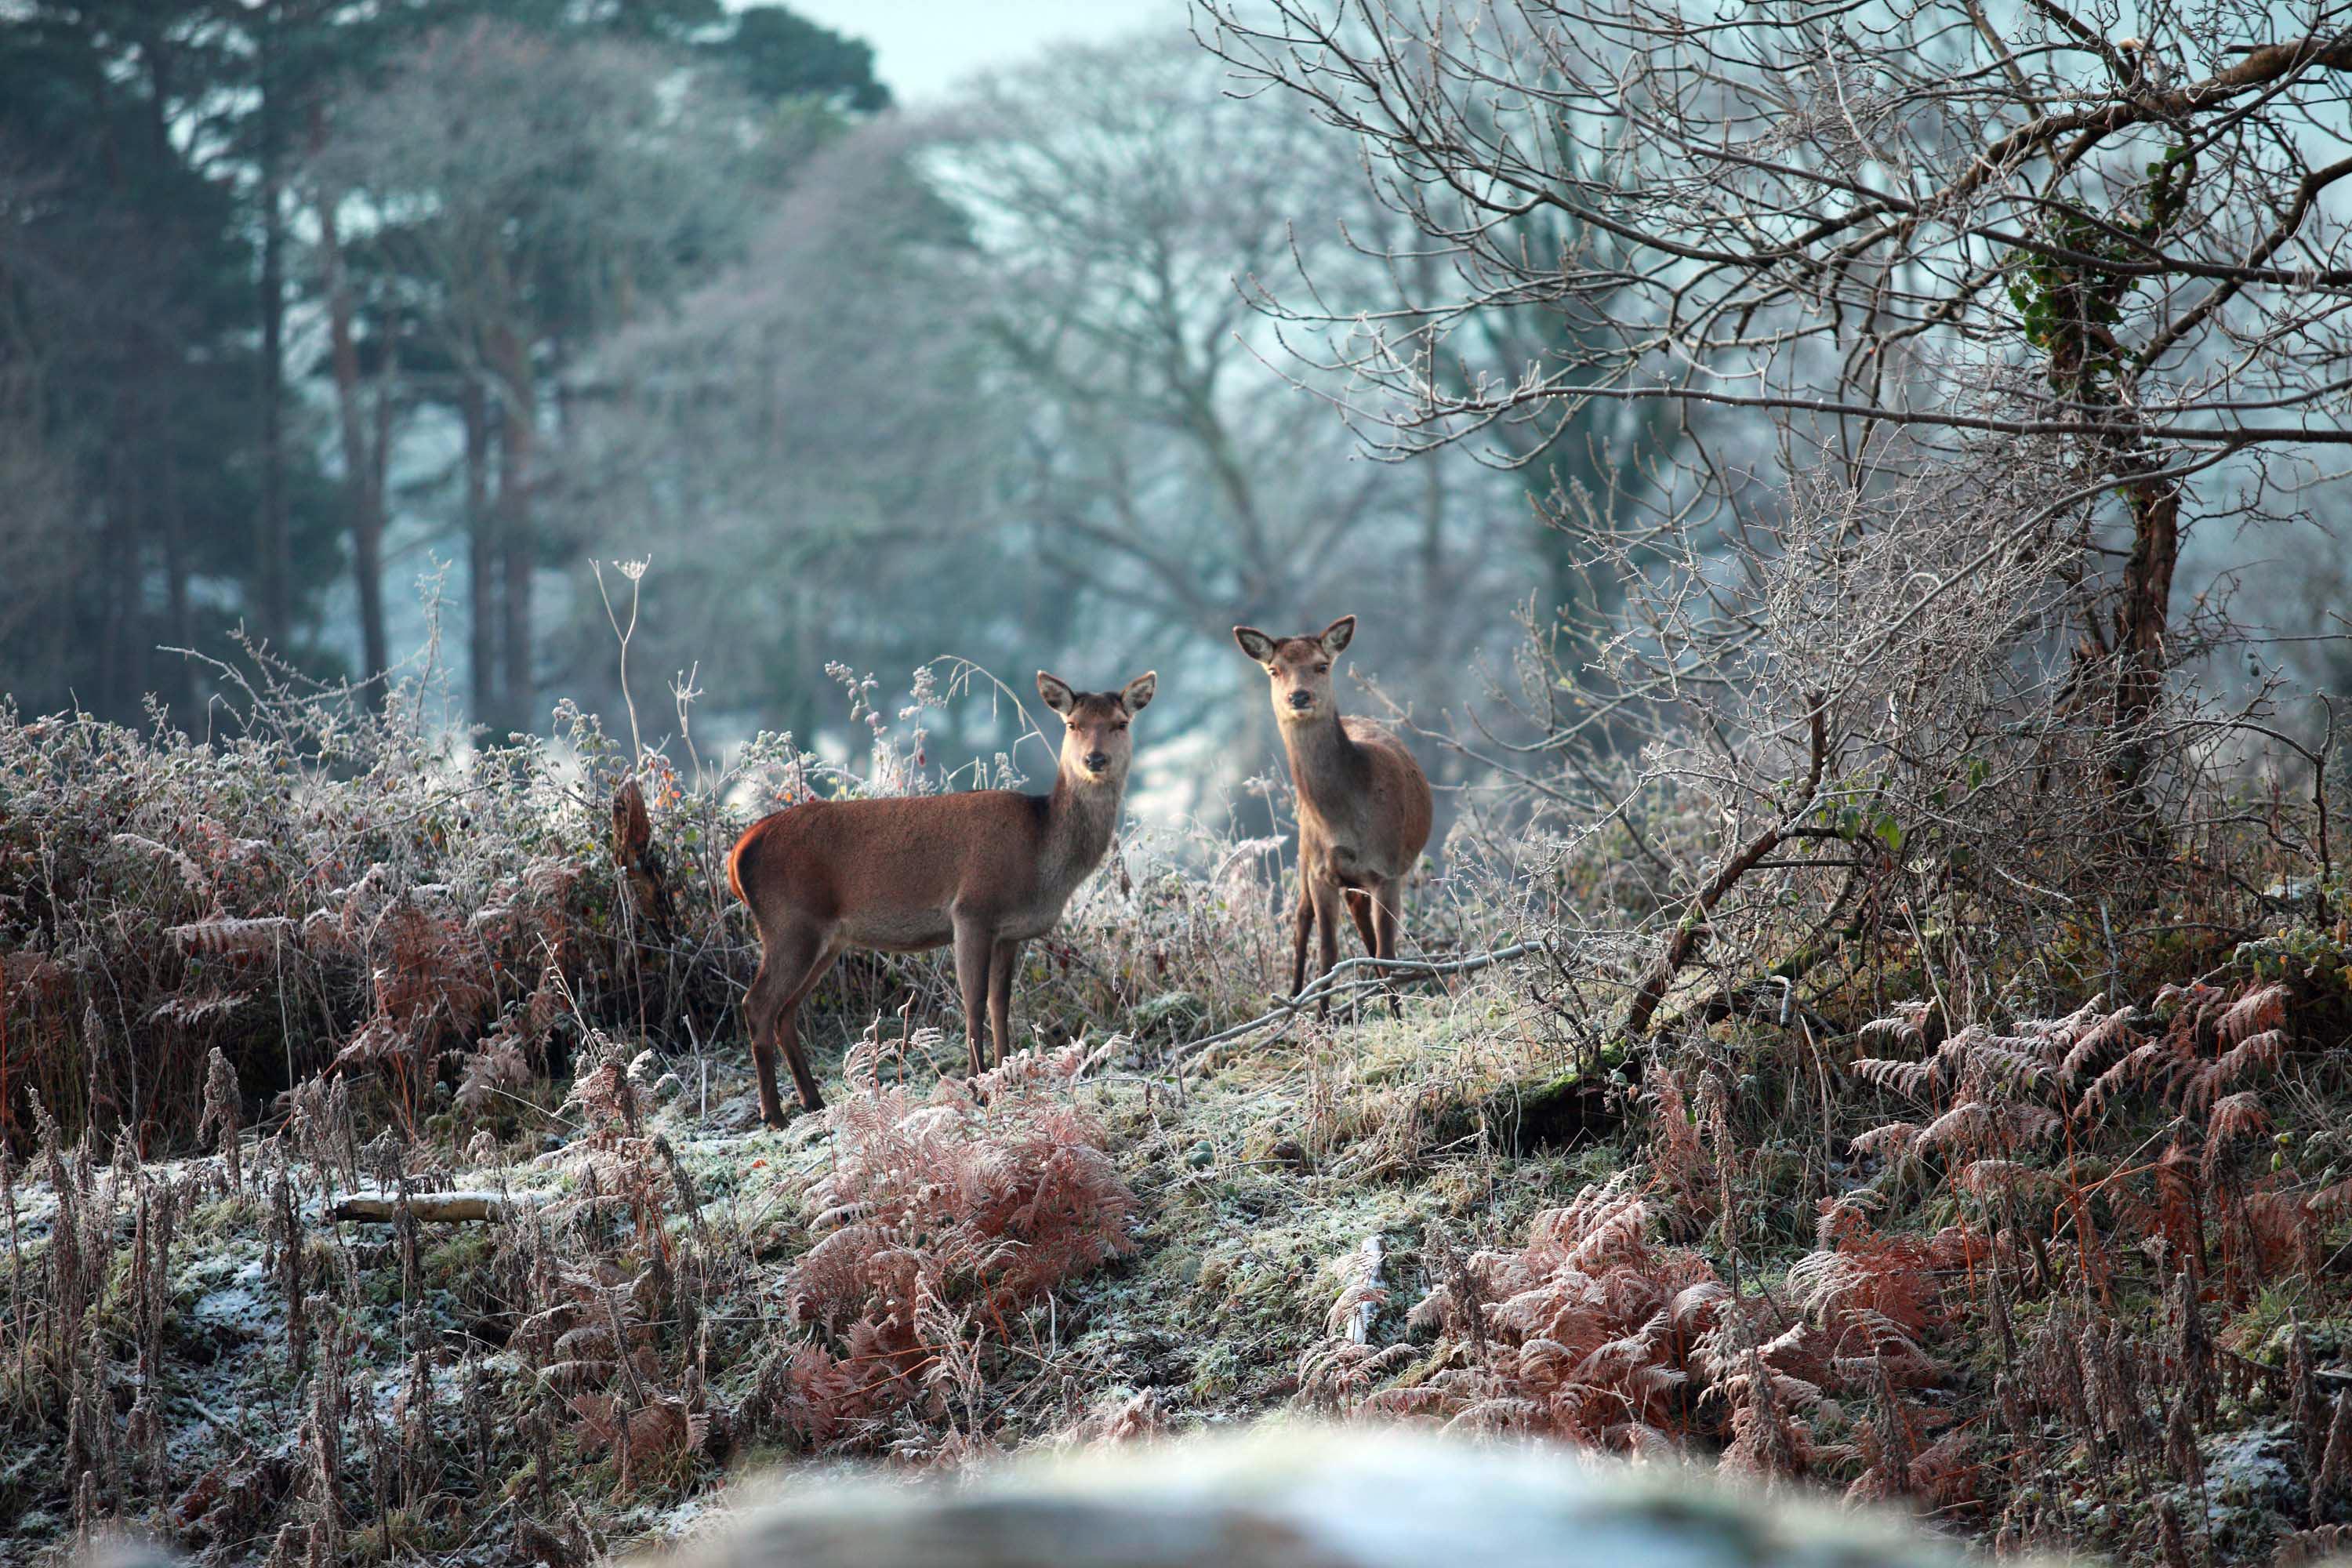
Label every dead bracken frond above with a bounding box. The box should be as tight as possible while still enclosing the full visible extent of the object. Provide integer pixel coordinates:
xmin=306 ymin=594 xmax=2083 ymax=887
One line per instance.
xmin=764 ymin=1040 xmax=1135 ymax=1450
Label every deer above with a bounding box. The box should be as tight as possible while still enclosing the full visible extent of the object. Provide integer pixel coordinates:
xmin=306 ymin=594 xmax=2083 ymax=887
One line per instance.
xmin=726 ymin=670 xmax=1156 ymax=1127
xmin=1232 ymin=615 xmax=1432 ymax=1019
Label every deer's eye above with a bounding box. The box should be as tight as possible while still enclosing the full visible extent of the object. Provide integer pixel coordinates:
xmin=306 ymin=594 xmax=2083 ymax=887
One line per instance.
xmin=1113 ymin=722 xmax=1129 ymax=731
xmin=1314 ymin=662 xmax=1330 ymax=674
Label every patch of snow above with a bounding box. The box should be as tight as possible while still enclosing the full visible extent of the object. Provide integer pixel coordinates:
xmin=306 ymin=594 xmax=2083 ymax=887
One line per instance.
xmin=191 ymin=1260 xmax=271 ymax=1334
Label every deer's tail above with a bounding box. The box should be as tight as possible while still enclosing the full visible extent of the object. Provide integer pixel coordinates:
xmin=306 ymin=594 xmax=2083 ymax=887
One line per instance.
xmin=726 ymin=822 xmax=760 ymax=909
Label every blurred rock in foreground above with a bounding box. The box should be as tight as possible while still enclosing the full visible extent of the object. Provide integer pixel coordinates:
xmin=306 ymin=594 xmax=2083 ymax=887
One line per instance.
xmin=638 ymin=1428 xmax=2007 ymax=1568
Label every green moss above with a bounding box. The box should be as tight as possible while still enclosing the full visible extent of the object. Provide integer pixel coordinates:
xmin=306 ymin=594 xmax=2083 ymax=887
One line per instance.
xmin=1189 ymin=1341 xmax=1242 ymax=1400
xmin=181 ymin=1193 xmax=263 ymax=1240
xmin=423 ymin=1228 xmax=496 ymax=1287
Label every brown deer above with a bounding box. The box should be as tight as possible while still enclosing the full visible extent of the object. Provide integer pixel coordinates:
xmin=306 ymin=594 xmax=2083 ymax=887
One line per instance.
xmin=1232 ymin=615 xmax=1432 ymax=1017
xmin=726 ymin=670 xmax=1156 ymax=1126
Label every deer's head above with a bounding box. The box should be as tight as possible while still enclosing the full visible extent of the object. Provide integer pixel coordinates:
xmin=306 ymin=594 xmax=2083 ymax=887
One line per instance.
xmin=1037 ymin=670 xmax=1156 ymax=787
xmin=1232 ymin=615 xmax=1354 ymax=726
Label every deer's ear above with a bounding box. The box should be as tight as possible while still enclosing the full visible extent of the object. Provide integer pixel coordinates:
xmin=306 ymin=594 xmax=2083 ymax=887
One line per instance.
xmin=1232 ymin=626 xmax=1276 ymax=664
xmin=1120 ymin=671 xmax=1157 ymax=715
xmin=1318 ymin=615 xmax=1356 ymax=657
xmin=1036 ymin=671 xmax=1077 ymax=716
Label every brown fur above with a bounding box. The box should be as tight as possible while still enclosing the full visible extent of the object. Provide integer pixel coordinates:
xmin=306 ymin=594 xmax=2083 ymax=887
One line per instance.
xmin=727 ymin=670 xmax=1154 ymax=1126
xmin=1232 ymin=616 xmax=1433 ymax=1016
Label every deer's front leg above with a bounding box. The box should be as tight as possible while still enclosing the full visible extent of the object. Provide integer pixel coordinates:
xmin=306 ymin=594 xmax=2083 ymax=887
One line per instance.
xmin=1308 ymin=877 xmax=1343 ymax=1019
xmin=1290 ymin=883 xmax=1316 ymax=999
xmin=952 ymin=913 xmax=994 ymax=1080
xmin=988 ymin=938 xmax=1022 ymax=1069
xmin=1369 ymin=877 xmax=1405 ymax=1018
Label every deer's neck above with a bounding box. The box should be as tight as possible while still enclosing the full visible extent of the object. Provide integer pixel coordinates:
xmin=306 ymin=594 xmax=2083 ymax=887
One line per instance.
xmin=1041 ymin=768 xmax=1123 ymax=891
xmin=1282 ymin=709 xmax=1369 ymax=815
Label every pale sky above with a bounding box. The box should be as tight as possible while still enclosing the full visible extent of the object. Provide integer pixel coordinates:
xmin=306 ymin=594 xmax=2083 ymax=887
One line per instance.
xmin=782 ymin=0 xmax=1189 ymax=103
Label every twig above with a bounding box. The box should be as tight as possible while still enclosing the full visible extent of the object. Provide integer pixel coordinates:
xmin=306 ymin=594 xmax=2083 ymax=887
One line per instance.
xmin=1168 ymin=941 xmax=1542 ymax=1067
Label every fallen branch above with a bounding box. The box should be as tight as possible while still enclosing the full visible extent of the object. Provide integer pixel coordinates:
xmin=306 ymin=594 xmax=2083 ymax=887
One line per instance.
xmin=1671 ymin=976 xmax=1845 ymax=1038
xmin=2232 ymin=1347 xmax=2352 ymax=1391
xmin=1169 ymin=941 xmax=1543 ymax=1068
xmin=1624 ymin=694 xmax=1830 ymax=1037
xmin=1348 ymin=1235 xmax=1385 ymax=1345
xmin=328 ymin=1191 xmax=522 ymax=1225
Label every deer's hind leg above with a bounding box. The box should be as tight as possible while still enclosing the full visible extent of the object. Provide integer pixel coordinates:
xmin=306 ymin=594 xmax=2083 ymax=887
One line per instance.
xmin=774 ymin=941 xmax=840 ymax=1115
xmin=747 ymin=920 xmax=837 ymax=1124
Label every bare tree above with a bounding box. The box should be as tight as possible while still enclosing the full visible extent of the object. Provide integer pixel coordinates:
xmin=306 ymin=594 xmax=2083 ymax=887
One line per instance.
xmin=314 ymin=20 xmax=753 ymax=731
xmin=1199 ymin=0 xmax=2352 ymax=791
xmin=550 ymin=118 xmax=1024 ymax=752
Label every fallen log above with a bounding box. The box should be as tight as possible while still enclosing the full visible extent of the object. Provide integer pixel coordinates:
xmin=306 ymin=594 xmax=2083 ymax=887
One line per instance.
xmin=328 ymin=1191 xmax=519 ymax=1224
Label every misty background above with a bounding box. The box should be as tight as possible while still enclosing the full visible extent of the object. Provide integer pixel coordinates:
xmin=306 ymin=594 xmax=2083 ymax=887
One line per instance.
xmin=2 ymin=0 xmax=2340 ymax=826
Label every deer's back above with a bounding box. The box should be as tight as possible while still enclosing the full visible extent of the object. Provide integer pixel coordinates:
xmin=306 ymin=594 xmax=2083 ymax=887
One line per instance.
xmin=732 ymin=792 xmax=1052 ymax=950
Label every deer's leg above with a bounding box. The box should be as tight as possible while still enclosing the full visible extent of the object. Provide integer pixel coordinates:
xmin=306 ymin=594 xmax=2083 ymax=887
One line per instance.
xmin=748 ymin=923 xmax=833 ymax=1124
xmin=1344 ymin=887 xmax=1379 ymax=956
xmin=1309 ymin=878 xmax=1343 ymax=1021
xmin=744 ymin=951 xmax=793 ymax=1128
xmin=988 ymin=938 xmax=1022 ymax=1069
xmin=1371 ymin=879 xmax=1405 ymax=1018
xmin=952 ymin=913 xmax=994 ymax=1081
xmin=775 ymin=942 xmax=841 ymax=1115
xmin=1289 ymin=884 xmax=1317 ymax=999
xmin=1341 ymin=887 xmax=1381 ymax=1025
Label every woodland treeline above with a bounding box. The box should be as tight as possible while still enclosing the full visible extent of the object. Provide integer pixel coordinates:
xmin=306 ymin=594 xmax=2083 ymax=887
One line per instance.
xmin=8 ymin=2 xmax=2347 ymax=802
xmin=0 ymin=2 xmax=1567 ymax=783
xmin=0 ymin=0 xmax=889 ymax=733
xmin=0 ymin=2 xmax=889 ymax=728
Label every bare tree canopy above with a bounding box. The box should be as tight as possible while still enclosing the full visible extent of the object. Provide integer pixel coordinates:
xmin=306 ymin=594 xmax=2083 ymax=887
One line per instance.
xmin=1200 ymin=0 xmax=2352 ymax=792
xmin=1198 ymin=0 xmax=2352 ymax=450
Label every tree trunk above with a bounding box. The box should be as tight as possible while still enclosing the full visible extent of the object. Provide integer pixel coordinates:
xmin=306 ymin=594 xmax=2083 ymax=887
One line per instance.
xmin=126 ymin=24 xmax=179 ymax=716
xmin=158 ymin=430 xmax=193 ymax=712
xmin=491 ymin=324 xmax=535 ymax=735
xmin=100 ymin=456 xmax=130 ymax=717
xmin=318 ymin=194 xmax=388 ymax=708
xmin=255 ymin=13 xmax=290 ymax=646
xmin=1417 ymin=451 xmax=1461 ymax=808
xmin=350 ymin=492 xmax=387 ymax=708
xmin=361 ymin=366 xmax=392 ymax=691
xmin=462 ymin=377 xmax=497 ymax=725
xmin=329 ymin=1192 xmax=524 ymax=1224
xmin=2111 ymin=460 xmax=2181 ymax=797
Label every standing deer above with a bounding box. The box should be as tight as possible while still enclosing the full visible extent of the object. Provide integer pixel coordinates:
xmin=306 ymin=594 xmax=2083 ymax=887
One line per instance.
xmin=726 ymin=670 xmax=1156 ymax=1126
xmin=1232 ymin=615 xmax=1432 ymax=1017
